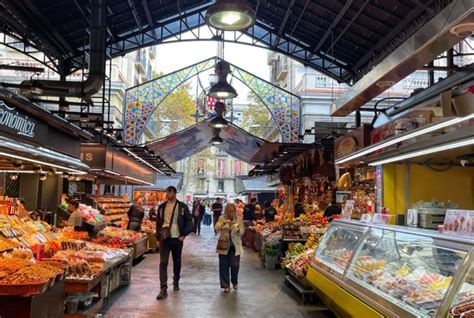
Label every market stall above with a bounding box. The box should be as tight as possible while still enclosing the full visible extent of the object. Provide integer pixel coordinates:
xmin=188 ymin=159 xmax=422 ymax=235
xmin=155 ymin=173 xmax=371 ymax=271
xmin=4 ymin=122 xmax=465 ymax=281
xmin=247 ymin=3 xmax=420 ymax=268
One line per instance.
xmin=307 ymin=219 xmax=474 ymax=318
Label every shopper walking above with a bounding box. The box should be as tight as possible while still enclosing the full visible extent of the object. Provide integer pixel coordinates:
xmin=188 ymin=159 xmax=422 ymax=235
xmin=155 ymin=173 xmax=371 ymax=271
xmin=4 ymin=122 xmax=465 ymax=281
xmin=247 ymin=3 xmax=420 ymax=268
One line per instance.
xmin=156 ymin=186 xmax=193 ymax=300
xmin=212 ymin=197 xmax=223 ymax=235
xmin=192 ymin=200 xmax=205 ymax=235
xmin=127 ymin=199 xmax=145 ymax=231
xmin=215 ymin=203 xmax=244 ymax=293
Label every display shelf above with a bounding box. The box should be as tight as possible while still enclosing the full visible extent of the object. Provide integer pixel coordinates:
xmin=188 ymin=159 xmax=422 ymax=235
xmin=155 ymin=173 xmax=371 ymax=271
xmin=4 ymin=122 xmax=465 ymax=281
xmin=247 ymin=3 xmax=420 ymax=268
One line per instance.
xmin=284 ymin=274 xmax=317 ymax=305
xmin=64 ymin=297 xmax=103 ymax=318
xmin=132 ymin=235 xmax=149 ymax=259
xmin=65 ymin=273 xmax=104 ymax=294
xmin=310 ymin=220 xmax=474 ymax=318
xmin=107 ymin=213 xmax=127 ymax=222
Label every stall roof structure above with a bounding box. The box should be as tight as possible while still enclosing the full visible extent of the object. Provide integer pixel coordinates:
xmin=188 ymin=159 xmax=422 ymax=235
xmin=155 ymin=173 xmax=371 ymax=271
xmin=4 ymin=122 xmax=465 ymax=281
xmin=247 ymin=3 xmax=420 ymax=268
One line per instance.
xmin=145 ymin=118 xmax=313 ymax=164
xmin=0 ymin=0 xmax=458 ymax=84
xmin=235 ymin=175 xmax=277 ymax=194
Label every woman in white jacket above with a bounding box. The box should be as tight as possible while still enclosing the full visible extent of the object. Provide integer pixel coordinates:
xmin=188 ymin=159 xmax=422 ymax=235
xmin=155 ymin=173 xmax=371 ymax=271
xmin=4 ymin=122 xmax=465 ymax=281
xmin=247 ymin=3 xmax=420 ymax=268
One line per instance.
xmin=215 ymin=203 xmax=244 ymax=293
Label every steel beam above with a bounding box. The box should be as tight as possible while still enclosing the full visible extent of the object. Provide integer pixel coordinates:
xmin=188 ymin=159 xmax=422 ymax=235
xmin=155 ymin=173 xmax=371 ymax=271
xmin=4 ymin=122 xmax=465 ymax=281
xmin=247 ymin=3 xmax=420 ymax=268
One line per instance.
xmin=309 ymin=0 xmax=352 ymax=55
xmin=274 ymin=0 xmax=295 ymax=47
xmin=331 ymin=0 xmax=474 ymax=116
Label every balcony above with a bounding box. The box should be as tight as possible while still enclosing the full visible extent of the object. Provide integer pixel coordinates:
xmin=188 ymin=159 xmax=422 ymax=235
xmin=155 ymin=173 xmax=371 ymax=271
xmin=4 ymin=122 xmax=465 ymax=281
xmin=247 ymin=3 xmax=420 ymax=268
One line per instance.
xmin=275 ymin=57 xmax=288 ymax=81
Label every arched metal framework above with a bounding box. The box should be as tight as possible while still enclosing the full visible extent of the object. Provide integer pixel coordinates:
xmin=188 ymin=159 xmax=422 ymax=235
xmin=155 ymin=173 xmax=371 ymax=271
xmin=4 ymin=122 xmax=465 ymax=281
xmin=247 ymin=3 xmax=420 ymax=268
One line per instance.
xmin=123 ymin=57 xmax=300 ymax=144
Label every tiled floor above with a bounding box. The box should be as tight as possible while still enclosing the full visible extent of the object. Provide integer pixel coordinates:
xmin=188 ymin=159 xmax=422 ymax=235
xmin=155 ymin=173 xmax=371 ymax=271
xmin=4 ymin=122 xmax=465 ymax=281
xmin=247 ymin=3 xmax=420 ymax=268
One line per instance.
xmin=104 ymin=224 xmax=332 ymax=318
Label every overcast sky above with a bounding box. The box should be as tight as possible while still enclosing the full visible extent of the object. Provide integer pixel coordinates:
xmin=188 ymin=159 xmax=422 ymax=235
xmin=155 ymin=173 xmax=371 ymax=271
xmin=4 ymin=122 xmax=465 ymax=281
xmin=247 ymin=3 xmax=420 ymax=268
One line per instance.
xmin=151 ymin=29 xmax=271 ymax=104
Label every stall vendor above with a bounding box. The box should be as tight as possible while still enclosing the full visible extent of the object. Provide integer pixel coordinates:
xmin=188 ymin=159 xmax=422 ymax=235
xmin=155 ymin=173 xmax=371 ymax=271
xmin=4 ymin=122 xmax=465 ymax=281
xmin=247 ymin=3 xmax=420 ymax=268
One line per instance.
xmin=66 ymin=199 xmax=82 ymax=231
xmin=127 ymin=199 xmax=145 ymax=231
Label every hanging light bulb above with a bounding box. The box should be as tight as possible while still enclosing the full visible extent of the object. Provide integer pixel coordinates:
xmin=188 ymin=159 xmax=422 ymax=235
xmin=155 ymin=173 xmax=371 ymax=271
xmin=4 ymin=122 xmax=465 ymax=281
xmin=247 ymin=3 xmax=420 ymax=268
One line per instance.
xmin=206 ymin=0 xmax=256 ymax=31
xmin=210 ymin=102 xmax=229 ymax=128
xmin=9 ymin=173 xmax=19 ymax=181
xmin=39 ymin=173 xmax=47 ymax=181
xmin=115 ymin=131 xmax=123 ymax=144
xmin=210 ymin=128 xmax=224 ymax=145
xmin=80 ymin=112 xmax=89 ymax=123
xmin=13 ymin=160 xmax=24 ymax=170
xmin=207 ymin=61 xmax=237 ymax=99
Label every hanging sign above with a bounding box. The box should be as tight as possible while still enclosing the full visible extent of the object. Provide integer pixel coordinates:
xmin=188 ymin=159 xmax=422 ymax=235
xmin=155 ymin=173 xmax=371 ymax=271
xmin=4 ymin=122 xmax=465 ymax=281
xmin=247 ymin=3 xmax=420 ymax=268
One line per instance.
xmin=0 ymin=101 xmax=40 ymax=140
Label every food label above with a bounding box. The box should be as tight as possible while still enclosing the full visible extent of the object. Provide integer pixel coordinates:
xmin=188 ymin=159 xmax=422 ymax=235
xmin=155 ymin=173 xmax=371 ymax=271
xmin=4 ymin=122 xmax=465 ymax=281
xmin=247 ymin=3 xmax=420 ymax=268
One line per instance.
xmin=443 ymin=209 xmax=474 ymax=236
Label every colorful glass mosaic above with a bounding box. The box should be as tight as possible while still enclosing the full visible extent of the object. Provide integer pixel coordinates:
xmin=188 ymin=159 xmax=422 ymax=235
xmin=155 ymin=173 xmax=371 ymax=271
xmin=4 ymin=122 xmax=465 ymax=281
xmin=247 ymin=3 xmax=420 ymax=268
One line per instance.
xmin=231 ymin=67 xmax=299 ymax=143
xmin=123 ymin=57 xmax=300 ymax=144
xmin=123 ymin=58 xmax=216 ymax=144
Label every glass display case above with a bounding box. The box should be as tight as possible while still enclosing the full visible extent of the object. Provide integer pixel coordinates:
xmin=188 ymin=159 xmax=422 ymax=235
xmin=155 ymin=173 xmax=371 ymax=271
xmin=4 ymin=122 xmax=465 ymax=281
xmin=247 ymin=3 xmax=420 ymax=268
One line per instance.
xmin=311 ymin=220 xmax=474 ymax=318
xmin=314 ymin=221 xmax=367 ymax=277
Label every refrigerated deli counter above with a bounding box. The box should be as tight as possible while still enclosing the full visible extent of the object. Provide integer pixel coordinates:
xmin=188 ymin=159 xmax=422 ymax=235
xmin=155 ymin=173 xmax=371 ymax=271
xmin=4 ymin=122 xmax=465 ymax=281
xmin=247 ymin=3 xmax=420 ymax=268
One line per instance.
xmin=307 ymin=220 xmax=474 ymax=318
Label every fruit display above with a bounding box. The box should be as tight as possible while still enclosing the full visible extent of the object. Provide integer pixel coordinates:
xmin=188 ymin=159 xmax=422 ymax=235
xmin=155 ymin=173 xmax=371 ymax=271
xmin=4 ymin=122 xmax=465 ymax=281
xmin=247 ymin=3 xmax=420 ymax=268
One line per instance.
xmin=140 ymin=220 xmax=156 ymax=234
xmin=77 ymin=204 xmax=109 ymax=225
xmin=286 ymin=252 xmax=313 ymax=279
xmin=92 ymin=227 xmax=144 ymax=248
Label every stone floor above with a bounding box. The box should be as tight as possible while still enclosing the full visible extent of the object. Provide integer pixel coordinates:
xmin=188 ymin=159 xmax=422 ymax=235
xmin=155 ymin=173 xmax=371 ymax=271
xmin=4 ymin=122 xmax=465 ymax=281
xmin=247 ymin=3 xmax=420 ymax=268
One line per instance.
xmin=104 ymin=224 xmax=332 ymax=318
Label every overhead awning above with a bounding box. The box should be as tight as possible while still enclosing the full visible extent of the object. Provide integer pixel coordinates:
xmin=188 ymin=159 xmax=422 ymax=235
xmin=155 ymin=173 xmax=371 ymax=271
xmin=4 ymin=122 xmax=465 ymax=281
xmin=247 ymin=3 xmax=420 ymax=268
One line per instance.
xmin=80 ymin=144 xmax=155 ymax=186
xmin=0 ymin=136 xmax=89 ymax=174
xmin=146 ymin=119 xmax=312 ymax=165
xmin=235 ymin=176 xmax=277 ymax=194
xmin=132 ymin=173 xmax=184 ymax=192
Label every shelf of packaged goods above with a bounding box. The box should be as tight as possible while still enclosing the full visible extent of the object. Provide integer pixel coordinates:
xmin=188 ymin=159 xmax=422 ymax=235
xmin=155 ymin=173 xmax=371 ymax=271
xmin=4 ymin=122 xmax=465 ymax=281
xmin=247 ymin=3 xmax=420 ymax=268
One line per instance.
xmin=99 ymin=203 xmax=131 ymax=207
xmin=106 ymin=214 xmax=126 ymax=222
xmin=104 ymin=209 xmax=129 ymax=215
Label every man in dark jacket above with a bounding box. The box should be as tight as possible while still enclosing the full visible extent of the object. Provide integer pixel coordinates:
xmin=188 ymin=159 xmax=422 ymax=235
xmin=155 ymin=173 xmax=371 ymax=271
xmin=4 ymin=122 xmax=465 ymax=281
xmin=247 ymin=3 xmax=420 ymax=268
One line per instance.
xmin=243 ymin=198 xmax=256 ymax=221
xmin=127 ymin=198 xmax=145 ymax=231
xmin=156 ymin=186 xmax=193 ymax=300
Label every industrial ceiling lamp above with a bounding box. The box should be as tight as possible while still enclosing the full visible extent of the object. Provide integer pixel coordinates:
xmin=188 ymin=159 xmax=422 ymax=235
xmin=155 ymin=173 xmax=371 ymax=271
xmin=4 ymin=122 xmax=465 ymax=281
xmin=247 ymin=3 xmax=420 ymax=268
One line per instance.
xmin=210 ymin=128 xmax=224 ymax=145
xmin=207 ymin=61 xmax=237 ymax=99
xmin=210 ymin=102 xmax=229 ymax=128
xmin=206 ymin=0 xmax=256 ymax=31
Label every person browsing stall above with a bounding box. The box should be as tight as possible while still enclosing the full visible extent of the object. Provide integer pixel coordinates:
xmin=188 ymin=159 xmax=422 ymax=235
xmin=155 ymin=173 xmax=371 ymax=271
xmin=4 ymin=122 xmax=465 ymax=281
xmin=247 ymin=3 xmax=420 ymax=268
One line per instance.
xmin=263 ymin=201 xmax=277 ymax=222
xmin=127 ymin=198 xmax=145 ymax=231
xmin=215 ymin=203 xmax=244 ymax=293
xmin=65 ymin=199 xmax=82 ymax=231
xmin=156 ymin=186 xmax=193 ymax=300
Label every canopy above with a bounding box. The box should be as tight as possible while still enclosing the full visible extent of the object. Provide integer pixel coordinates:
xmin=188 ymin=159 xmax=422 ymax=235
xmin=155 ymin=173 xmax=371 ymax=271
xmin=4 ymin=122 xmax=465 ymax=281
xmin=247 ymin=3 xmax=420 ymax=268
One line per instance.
xmin=146 ymin=119 xmax=309 ymax=164
xmin=234 ymin=176 xmax=277 ymax=194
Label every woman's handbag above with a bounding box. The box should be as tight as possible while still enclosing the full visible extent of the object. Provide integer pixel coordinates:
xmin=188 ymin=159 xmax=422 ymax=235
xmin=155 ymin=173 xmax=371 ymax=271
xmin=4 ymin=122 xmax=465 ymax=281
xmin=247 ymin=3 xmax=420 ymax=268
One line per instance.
xmin=216 ymin=231 xmax=230 ymax=250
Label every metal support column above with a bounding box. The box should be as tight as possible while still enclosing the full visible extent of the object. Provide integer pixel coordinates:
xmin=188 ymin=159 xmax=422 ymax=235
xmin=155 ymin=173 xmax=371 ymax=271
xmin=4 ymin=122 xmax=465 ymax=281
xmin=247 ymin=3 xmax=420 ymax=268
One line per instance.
xmin=447 ymin=49 xmax=454 ymax=76
xmin=355 ymin=111 xmax=361 ymax=128
xmin=428 ymin=61 xmax=435 ymax=86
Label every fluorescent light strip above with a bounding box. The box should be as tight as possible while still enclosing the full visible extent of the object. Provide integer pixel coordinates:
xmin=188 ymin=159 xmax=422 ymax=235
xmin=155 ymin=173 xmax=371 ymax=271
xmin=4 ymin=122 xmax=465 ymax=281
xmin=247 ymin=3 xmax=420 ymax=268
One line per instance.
xmin=123 ymin=148 xmax=163 ymax=174
xmin=0 ymin=170 xmax=36 ymax=174
xmin=336 ymin=114 xmax=474 ymax=165
xmin=368 ymin=138 xmax=474 ymax=166
xmin=0 ymin=152 xmax=88 ymax=175
xmin=90 ymin=168 xmax=121 ymax=176
xmin=124 ymin=175 xmax=154 ymax=186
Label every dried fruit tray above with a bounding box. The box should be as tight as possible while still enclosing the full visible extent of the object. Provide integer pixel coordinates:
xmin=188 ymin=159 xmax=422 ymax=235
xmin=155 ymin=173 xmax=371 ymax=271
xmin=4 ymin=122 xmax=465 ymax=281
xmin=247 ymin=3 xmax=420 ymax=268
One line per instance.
xmin=0 ymin=281 xmax=48 ymax=296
